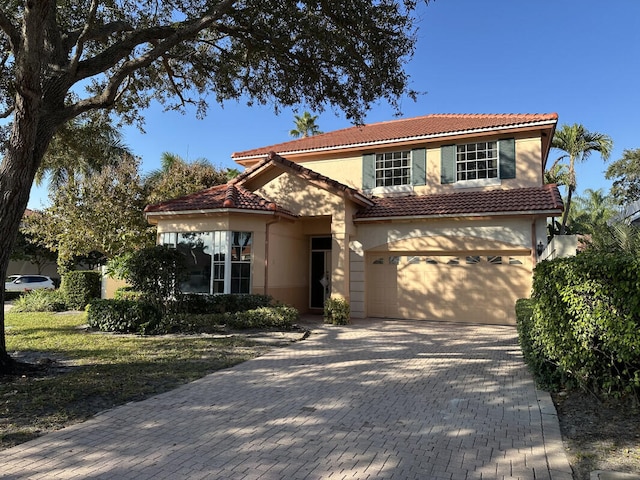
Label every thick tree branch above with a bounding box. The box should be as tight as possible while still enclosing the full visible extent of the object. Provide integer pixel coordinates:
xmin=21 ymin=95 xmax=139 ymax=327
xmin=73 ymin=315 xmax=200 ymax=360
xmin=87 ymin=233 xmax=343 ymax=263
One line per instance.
xmin=68 ymin=0 xmax=236 ymax=117
xmin=0 ymin=9 xmax=20 ymax=52
xmin=69 ymin=0 xmax=100 ymax=73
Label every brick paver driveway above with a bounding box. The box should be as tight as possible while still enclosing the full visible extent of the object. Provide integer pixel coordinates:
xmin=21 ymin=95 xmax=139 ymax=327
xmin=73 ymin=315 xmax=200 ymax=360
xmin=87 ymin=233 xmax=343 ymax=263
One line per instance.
xmin=1 ymin=319 xmax=572 ymax=480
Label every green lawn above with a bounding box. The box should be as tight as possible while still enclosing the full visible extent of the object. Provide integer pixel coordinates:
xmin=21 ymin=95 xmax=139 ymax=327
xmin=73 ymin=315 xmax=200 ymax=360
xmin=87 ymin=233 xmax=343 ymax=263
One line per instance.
xmin=1 ymin=311 xmax=274 ymax=450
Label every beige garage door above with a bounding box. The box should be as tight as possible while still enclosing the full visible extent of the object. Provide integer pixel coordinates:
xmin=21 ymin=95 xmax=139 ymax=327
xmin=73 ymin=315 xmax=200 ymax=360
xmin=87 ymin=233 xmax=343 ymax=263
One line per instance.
xmin=366 ymin=253 xmax=532 ymax=325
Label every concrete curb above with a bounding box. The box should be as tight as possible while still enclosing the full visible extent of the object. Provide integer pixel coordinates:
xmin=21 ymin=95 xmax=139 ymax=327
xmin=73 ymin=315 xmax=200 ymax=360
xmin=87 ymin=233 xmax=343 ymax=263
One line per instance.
xmin=536 ymin=389 xmax=575 ymax=480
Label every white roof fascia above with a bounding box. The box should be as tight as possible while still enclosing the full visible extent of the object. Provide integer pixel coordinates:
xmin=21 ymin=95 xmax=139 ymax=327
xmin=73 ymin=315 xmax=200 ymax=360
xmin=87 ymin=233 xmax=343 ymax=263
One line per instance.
xmin=233 ymin=119 xmax=558 ymax=161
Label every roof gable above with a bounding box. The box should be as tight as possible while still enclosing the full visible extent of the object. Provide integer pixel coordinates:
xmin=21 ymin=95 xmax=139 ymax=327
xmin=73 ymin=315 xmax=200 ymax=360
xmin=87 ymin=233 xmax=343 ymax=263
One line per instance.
xmin=233 ymin=152 xmax=373 ymax=206
xmin=232 ymin=113 xmax=558 ymax=161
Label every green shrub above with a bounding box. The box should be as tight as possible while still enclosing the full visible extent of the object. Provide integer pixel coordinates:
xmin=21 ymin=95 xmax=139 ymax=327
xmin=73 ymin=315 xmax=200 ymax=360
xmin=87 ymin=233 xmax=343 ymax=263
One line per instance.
xmin=87 ymin=299 xmax=162 ymax=334
xmin=124 ymin=246 xmax=188 ymax=308
xmin=61 ymin=270 xmax=102 ymax=310
xmin=515 ymin=298 xmax=564 ymax=390
xmin=114 ymin=286 xmax=147 ymax=301
xmin=151 ymin=305 xmax=298 ymax=334
xmin=228 ymin=305 xmax=298 ymax=329
xmin=11 ymin=289 xmax=68 ymax=313
xmin=171 ymin=293 xmax=273 ymax=314
xmin=531 ymin=252 xmax=640 ymax=396
xmin=324 ymin=297 xmax=350 ymax=325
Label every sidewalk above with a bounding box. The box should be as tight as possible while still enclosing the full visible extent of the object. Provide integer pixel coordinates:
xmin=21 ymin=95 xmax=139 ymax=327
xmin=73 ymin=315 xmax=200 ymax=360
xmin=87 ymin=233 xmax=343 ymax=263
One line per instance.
xmin=0 ymin=319 xmax=573 ymax=479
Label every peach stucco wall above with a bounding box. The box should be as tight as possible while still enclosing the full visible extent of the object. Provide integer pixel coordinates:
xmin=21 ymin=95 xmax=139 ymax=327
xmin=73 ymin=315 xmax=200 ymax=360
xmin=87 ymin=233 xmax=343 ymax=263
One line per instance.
xmin=264 ymin=132 xmax=544 ymax=195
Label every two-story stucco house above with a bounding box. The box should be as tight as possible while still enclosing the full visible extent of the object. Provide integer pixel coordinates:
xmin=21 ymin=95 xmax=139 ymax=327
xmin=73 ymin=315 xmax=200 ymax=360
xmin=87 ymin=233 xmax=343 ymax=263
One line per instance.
xmin=144 ymin=113 xmax=563 ymax=325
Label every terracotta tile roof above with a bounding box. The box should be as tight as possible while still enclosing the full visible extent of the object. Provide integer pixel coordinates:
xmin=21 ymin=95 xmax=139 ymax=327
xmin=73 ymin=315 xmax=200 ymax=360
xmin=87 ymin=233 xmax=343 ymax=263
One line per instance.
xmin=232 ymin=152 xmax=373 ymax=206
xmin=144 ymin=183 xmax=295 ymax=217
xmin=232 ymin=113 xmax=558 ymax=159
xmin=354 ymin=184 xmax=563 ymax=220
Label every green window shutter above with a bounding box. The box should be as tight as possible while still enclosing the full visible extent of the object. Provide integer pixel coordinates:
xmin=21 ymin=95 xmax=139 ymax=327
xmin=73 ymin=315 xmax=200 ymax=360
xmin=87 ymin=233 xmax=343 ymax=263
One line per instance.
xmin=440 ymin=145 xmax=456 ymax=184
xmin=362 ymin=153 xmax=376 ymax=190
xmin=499 ymin=138 xmax=516 ymax=179
xmin=411 ymin=148 xmax=426 ymax=186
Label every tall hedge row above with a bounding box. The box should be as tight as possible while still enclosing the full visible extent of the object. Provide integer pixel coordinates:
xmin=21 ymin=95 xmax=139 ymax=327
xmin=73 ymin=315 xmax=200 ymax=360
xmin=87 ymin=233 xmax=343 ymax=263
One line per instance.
xmin=528 ymin=252 xmax=640 ymax=396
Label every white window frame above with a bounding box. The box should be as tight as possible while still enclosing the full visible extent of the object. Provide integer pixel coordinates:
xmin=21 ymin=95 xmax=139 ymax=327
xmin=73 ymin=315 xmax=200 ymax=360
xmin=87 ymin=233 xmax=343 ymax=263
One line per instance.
xmin=454 ymin=141 xmax=501 ymax=188
xmin=159 ymin=230 xmax=252 ymax=294
xmin=375 ymin=150 xmax=412 ymax=187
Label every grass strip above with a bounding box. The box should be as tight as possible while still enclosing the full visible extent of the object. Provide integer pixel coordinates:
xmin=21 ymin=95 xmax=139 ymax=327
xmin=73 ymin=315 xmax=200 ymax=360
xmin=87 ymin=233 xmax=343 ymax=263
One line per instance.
xmin=1 ymin=312 xmax=272 ymax=450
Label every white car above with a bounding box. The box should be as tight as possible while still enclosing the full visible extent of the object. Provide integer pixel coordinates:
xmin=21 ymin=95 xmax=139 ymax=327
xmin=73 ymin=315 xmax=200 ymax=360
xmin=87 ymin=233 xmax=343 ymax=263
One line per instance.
xmin=5 ymin=275 xmax=55 ymax=292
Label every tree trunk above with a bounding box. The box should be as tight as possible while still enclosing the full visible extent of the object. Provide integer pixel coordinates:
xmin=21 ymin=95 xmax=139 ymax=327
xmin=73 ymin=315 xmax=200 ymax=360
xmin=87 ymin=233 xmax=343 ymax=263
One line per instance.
xmin=0 ymin=0 xmax=56 ymax=372
xmin=559 ymin=187 xmax=574 ymax=235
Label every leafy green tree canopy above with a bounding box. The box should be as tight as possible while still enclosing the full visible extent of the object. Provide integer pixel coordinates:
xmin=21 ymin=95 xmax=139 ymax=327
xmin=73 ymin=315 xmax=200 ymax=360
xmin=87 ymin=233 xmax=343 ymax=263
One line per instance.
xmin=605 ymin=148 xmax=640 ymax=205
xmin=23 ymin=156 xmax=154 ymax=273
xmin=144 ymin=152 xmax=228 ymax=205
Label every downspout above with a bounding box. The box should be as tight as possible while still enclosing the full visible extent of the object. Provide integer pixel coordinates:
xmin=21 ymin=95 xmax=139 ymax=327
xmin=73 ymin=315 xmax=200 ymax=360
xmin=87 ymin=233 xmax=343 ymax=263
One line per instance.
xmin=264 ymin=216 xmax=281 ymax=295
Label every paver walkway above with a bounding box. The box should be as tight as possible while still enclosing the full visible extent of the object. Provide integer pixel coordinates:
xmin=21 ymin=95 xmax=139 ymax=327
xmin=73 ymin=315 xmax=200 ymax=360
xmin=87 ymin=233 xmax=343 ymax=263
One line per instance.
xmin=0 ymin=319 xmax=573 ymax=479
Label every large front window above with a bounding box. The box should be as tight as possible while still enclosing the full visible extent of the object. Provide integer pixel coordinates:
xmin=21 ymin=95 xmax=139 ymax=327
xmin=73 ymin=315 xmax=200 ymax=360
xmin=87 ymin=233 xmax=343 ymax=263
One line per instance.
xmin=160 ymin=231 xmax=252 ymax=294
xmin=375 ymin=151 xmax=411 ymax=186
xmin=456 ymin=141 xmax=498 ymax=181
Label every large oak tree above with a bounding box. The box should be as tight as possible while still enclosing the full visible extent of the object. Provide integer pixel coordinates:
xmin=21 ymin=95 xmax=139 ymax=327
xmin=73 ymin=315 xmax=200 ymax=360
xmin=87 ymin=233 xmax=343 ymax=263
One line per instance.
xmin=0 ymin=0 xmax=427 ymax=369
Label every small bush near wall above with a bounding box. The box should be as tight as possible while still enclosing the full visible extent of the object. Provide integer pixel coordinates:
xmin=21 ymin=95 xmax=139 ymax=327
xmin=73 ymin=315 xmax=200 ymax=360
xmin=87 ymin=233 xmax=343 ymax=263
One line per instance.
xmin=62 ymin=270 xmax=101 ymax=310
xmin=530 ymin=252 xmax=640 ymax=397
xmin=324 ymin=297 xmax=350 ymax=325
xmin=87 ymin=299 xmax=162 ymax=334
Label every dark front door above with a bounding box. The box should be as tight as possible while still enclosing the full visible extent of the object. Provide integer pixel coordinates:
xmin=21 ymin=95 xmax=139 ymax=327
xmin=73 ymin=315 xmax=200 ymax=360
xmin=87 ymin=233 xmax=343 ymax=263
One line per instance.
xmin=310 ymin=237 xmax=332 ymax=309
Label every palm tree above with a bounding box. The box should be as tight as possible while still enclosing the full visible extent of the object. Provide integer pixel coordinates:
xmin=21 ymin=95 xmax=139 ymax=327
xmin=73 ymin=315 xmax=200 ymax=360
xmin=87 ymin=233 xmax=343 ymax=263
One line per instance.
xmin=551 ymin=123 xmax=613 ymax=234
xmin=289 ymin=111 xmax=323 ymax=138
xmin=36 ymin=112 xmax=131 ymax=191
xmin=570 ymin=188 xmax=617 ymax=234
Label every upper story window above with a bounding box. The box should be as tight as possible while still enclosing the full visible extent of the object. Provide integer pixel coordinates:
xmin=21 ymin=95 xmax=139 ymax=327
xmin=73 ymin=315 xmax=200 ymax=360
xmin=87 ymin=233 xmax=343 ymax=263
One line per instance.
xmin=456 ymin=142 xmax=498 ymax=181
xmin=441 ymin=138 xmax=515 ymax=186
xmin=375 ymin=151 xmax=411 ymax=187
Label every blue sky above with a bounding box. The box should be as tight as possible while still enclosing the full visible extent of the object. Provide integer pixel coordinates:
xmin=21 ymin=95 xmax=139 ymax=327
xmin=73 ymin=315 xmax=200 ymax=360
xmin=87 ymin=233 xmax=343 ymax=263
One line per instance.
xmin=27 ymin=1 xmax=640 ymax=209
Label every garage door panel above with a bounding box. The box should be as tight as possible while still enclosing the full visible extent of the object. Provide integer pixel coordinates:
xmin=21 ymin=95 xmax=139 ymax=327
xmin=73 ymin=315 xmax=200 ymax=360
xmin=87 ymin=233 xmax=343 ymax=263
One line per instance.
xmin=366 ymin=253 xmax=531 ymax=325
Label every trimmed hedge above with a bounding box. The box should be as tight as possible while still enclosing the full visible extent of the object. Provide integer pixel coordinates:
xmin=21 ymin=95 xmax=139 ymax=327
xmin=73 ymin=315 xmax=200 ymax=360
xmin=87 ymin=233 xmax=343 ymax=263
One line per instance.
xmin=157 ymin=305 xmax=299 ymax=334
xmin=87 ymin=299 xmax=162 ymax=334
xmin=515 ymin=298 xmax=564 ymax=390
xmin=528 ymin=252 xmax=640 ymax=396
xmin=62 ymin=270 xmax=101 ymax=310
xmin=173 ymin=293 xmax=273 ymax=314
xmin=87 ymin=294 xmax=297 ymax=335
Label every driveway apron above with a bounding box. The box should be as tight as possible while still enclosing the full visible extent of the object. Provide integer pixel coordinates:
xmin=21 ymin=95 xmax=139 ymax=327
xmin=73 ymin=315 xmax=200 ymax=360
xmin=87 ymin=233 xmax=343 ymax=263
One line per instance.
xmin=0 ymin=319 xmax=572 ymax=480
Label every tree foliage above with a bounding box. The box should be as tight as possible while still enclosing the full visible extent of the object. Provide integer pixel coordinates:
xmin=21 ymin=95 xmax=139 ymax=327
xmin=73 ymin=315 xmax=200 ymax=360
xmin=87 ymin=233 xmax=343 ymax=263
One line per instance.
xmin=551 ymin=123 xmax=613 ymax=234
xmin=606 ymin=148 xmax=640 ymax=206
xmin=23 ymin=156 xmax=154 ymax=272
xmin=36 ymin=110 xmax=132 ymax=190
xmin=145 ymin=152 xmax=228 ymax=205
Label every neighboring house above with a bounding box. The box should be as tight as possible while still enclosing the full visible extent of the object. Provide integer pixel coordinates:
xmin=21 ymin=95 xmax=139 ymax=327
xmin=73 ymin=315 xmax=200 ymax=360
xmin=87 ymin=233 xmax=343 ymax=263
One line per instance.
xmin=8 ymin=209 xmax=59 ymax=280
xmin=144 ymin=113 xmax=563 ymax=325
